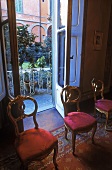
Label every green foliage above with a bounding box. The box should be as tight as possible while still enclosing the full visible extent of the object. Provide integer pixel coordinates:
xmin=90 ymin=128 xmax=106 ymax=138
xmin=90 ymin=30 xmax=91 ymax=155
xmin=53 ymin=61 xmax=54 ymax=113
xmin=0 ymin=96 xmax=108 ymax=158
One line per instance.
xmin=43 ymin=36 xmax=52 ymax=66
xmin=36 ymin=56 xmax=46 ymax=68
xmin=4 ymin=24 xmax=52 ymax=70
xmin=22 ymin=62 xmax=30 ymax=69
xmin=17 ymin=25 xmax=36 ymax=47
xmin=3 ymin=24 xmax=11 ymax=69
xmin=17 ymin=24 xmax=43 ymax=68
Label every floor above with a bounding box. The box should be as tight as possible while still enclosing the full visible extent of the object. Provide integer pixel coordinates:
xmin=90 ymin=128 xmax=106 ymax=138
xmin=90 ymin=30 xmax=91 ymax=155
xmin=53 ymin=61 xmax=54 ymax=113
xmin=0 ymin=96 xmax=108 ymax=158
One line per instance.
xmin=0 ymin=95 xmax=102 ymax=145
xmin=0 ymin=89 xmax=112 ymax=167
xmin=24 ymin=108 xmax=64 ymax=131
xmin=24 ymin=91 xmax=53 ymax=112
xmin=32 ymin=93 xmax=54 ymax=112
xmin=0 ymin=107 xmax=64 ymax=166
xmin=23 ymin=92 xmax=95 ymax=131
xmin=23 ymin=92 xmax=64 ymax=131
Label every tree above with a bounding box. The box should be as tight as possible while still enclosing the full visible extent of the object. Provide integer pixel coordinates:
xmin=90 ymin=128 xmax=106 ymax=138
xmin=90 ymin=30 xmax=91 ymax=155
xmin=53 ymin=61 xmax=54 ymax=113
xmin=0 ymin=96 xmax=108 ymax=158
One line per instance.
xmin=5 ymin=24 xmax=52 ymax=70
xmin=43 ymin=36 xmax=52 ymax=67
xmin=17 ymin=24 xmax=43 ymax=68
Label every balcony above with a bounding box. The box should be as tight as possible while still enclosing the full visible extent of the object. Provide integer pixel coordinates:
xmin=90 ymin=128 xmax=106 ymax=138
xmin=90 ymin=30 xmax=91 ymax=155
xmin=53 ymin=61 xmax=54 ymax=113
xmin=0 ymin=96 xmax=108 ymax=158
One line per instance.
xmin=7 ymin=68 xmax=53 ymax=112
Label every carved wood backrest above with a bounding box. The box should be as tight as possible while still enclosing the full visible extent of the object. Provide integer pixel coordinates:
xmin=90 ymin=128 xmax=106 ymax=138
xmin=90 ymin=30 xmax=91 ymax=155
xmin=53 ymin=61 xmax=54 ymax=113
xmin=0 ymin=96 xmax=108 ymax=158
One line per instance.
xmin=7 ymin=95 xmax=38 ymax=137
xmin=61 ymin=85 xmax=81 ymax=117
xmin=91 ymin=78 xmax=104 ymax=102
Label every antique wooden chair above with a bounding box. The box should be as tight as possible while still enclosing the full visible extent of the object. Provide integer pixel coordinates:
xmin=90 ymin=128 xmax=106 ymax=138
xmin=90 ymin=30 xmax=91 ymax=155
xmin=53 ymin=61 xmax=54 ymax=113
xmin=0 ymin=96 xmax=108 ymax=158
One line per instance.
xmin=7 ymin=95 xmax=58 ymax=170
xmin=61 ymin=85 xmax=97 ymax=155
xmin=91 ymin=78 xmax=112 ymax=131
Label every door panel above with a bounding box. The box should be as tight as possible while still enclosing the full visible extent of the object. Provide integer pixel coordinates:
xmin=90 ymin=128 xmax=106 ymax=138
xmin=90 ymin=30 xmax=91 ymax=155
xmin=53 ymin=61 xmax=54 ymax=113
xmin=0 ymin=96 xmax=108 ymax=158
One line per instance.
xmin=58 ymin=31 xmax=65 ymax=87
xmin=0 ymin=42 xmax=6 ymax=101
xmin=70 ymin=0 xmax=84 ymax=86
xmin=53 ymin=0 xmax=84 ymax=117
xmin=7 ymin=0 xmax=20 ymax=96
xmin=52 ymin=0 xmax=68 ymax=117
xmin=70 ymin=36 xmax=77 ymax=83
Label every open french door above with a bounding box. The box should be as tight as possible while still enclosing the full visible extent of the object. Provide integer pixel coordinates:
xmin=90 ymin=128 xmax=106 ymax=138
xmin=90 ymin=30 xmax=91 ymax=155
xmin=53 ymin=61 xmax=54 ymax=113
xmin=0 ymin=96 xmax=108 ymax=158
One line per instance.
xmin=52 ymin=0 xmax=84 ymax=117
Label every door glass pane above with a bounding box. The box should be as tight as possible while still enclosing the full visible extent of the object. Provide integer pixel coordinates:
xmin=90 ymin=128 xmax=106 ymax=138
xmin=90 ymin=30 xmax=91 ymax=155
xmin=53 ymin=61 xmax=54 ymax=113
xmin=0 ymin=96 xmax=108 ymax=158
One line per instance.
xmin=1 ymin=0 xmax=8 ymax=21
xmin=58 ymin=31 xmax=65 ymax=87
xmin=69 ymin=0 xmax=84 ymax=86
xmin=58 ymin=0 xmax=68 ymax=29
xmin=3 ymin=23 xmax=14 ymax=96
xmin=0 ymin=43 xmax=6 ymax=101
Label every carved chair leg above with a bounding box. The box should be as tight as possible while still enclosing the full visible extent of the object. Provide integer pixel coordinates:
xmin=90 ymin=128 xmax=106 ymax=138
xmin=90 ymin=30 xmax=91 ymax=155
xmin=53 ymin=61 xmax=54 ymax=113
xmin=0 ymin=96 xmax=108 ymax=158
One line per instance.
xmin=24 ymin=167 xmax=28 ymax=170
xmin=94 ymin=107 xmax=97 ymax=117
xmin=53 ymin=144 xmax=58 ymax=170
xmin=72 ymin=132 xmax=76 ymax=156
xmin=20 ymin=164 xmax=24 ymax=170
xmin=105 ymin=113 xmax=109 ymax=130
xmin=92 ymin=123 xmax=97 ymax=144
xmin=65 ymin=126 xmax=68 ymax=140
xmin=20 ymin=163 xmax=28 ymax=170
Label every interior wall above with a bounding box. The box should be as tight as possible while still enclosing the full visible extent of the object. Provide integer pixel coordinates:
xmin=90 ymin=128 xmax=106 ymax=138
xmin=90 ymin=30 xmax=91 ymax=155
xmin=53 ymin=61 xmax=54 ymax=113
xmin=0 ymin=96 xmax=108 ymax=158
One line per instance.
xmin=81 ymin=0 xmax=112 ymax=99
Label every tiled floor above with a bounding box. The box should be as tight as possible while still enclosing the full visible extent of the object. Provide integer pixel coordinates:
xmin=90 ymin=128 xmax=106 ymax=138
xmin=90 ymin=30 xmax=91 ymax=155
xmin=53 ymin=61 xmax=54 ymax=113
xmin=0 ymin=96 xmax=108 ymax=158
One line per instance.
xmin=23 ymin=92 xmax=64 ymax=131
xmin=33 ymin=93 xmax=53 ymax=112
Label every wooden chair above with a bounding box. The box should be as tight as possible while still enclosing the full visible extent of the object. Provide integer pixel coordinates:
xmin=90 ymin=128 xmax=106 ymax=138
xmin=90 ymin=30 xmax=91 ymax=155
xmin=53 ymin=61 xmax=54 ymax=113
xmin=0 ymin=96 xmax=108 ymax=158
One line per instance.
xmin=60 ymin=85 xmax=97 ymax=155
xmin=7 ymin=95 xmax=58 ymax=170
xmin=91 ymin=78 xmax=112 ymax=131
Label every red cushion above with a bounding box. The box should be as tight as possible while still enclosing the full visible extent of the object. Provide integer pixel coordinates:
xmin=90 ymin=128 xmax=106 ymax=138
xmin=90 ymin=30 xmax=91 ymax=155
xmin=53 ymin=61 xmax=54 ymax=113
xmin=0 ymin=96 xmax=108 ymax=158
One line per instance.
xmin=95 ymin=99 xmax=112 ymax=112
xmin=64 ymin=112 xmax=96 ymax=131
xmin=15 ymin=128 xmax=58 ymax=162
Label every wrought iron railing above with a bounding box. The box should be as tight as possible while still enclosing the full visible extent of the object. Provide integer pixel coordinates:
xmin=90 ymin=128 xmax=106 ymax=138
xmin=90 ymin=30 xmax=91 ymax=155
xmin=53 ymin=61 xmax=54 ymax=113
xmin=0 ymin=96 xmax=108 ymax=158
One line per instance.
xmin=7 ymin=68 xmax=52 ymax=96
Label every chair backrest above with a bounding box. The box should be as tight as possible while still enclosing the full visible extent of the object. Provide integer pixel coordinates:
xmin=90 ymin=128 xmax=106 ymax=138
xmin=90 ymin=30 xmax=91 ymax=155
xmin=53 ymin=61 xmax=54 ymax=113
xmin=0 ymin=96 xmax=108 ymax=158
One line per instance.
xmin=60 ymin=85 xmax=81 ymax=116
xmin=91 ymin=78 xmax=104 ymax=102
xmin=7 ymin=95 xmax=38 ymax=137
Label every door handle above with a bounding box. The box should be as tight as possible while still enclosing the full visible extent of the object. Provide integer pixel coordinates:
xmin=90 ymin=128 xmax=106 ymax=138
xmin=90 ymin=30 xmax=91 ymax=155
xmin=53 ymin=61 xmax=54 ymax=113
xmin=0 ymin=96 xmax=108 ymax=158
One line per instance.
xmin=70 ymin=55 xmax=74 ymax=59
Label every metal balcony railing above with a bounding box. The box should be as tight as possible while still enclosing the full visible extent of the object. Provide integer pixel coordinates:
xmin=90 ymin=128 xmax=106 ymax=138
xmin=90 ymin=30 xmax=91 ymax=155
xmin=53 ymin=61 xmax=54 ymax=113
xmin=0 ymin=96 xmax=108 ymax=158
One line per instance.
xmin=7 ymin=68 xmax=52 ymax=96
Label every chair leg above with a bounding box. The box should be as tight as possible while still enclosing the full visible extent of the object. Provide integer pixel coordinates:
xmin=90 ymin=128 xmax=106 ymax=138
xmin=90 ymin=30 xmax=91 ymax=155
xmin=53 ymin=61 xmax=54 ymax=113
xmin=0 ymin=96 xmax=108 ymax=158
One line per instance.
xmin=72 ymin=132 xmax=76 ymax=156
xmin=20 ymin=164 xmax=28 ymax=170
xmin=65 ymin=126 xmax=68 ymax=139
xmin=94 ymin=107 xmax=97 ymax=117
xmin=105 ymin=113 xmax=110 ymax=131
xmin=53 ymin=144 xmax=58 ymax=170
xmin=24 ymin=167 xmax=28 ymax=170
xmin=92 ymin=123 xmax=97 ymax=144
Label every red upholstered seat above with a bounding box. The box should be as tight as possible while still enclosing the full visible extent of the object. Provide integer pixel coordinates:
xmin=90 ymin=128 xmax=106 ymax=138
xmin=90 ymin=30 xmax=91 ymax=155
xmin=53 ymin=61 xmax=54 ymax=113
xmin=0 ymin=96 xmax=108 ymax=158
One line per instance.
xmin=15 ymin=128 xmax=57 ymax=162
xmin=61 ymin=85 xmax=97 ymax=155
xmin=91 ymin=78 xmax=112 ymax=131
xmin=95 ymin=99 xmax=112 ymax=112
xmin=64 ymin=112 xmax=96 ymax=131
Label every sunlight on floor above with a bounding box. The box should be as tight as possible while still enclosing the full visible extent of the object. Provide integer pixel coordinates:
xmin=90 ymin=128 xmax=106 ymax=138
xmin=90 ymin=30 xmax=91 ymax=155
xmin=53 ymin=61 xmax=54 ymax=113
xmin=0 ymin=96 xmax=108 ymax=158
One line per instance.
xmin=33 ymin=93 xmax=53 ymax=112
xmin=24 ymin=93 xmax=53 ymax=113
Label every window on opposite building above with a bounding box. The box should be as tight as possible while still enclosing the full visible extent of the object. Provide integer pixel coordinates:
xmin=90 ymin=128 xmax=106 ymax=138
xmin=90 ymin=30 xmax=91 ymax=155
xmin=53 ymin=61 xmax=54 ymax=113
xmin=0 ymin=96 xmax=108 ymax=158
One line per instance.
xmin=15 ymin=0 xmax=23 ymax=13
